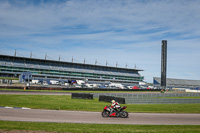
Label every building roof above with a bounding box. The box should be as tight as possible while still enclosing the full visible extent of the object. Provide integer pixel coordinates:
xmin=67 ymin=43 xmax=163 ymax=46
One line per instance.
xmin=0 ymin=54 xmax=143 ymax=72
xmin=153 ymin=77 xmax=200 ymax=88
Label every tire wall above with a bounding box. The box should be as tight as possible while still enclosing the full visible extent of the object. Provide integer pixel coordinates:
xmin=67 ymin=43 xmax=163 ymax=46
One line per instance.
xmin=71 ymin=93 xmax=93 ymax=99
xmin=99 ymin=95 xmax=125 ymax=104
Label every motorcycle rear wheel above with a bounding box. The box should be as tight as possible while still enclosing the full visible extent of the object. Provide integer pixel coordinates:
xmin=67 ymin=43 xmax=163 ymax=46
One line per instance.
xmin=102 ymin=111 xmax=109 ymax=117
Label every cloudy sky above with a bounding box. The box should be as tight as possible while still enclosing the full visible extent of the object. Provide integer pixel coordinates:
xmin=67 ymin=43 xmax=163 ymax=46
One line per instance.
xmin=0 ymin=0 xmax=199 ymax=83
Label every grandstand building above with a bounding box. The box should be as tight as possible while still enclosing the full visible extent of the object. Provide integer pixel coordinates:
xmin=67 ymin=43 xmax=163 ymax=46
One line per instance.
xmin=153 ymin=77 xmax=200 ymax=88
xmin=0 ymin=54 xmax=144 ymax=85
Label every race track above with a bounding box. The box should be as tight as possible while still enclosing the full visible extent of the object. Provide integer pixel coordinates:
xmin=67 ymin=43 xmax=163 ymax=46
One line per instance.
xmin=0 ymin=108 xmax=200 ymax=125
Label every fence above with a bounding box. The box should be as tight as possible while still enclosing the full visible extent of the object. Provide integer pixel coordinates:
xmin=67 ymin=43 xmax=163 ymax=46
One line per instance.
xmin=93 ymin=93 xmax=200 ymax=104
xmin=125 ymin=98 xmax=200 ymax=104
xmin=93 ymin=93 xmax=200 ymax=98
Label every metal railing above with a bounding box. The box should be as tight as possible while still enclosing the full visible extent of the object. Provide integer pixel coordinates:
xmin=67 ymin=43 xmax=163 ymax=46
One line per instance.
xmin=92 ymin=93 xmax=200 ymax=104
xmin=125 ymin=98 xmax=200 ymax=104
xmin=93 ymin=93 xmax=200 ymax=99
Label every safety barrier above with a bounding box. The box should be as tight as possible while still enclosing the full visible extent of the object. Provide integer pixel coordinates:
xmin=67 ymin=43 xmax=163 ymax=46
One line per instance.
xmin=125 ymin=98 xmax=200 ymax=104
xmin=99 ymin=95 xmax=125 ymax=104
xmin=71 ymin=93 xmax=93 ymax=99
xmin=93 ymin=93 xmax=200 ymax=98
xmin=94 ymin=93 xmax=200 ymax=104
xmin=0 ymin=85 xmax=161 ymax=91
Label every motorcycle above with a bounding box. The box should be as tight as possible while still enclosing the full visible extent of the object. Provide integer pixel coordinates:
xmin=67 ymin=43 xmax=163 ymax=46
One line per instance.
xmin=101 ymin=105 xmax=128 ymax=118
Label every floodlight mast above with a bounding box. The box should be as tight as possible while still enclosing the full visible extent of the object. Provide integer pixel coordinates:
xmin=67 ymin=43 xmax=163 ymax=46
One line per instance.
xmin=161 ymin=40 xmax=167 ymax=90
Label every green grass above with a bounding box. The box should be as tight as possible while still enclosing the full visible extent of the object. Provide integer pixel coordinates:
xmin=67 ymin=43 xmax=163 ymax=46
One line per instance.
xmin=157 ymin=97 xmax=200 ymax=99
xmin=0 ymin=94 xmax=200 ymax=113
xmin=0 ymin=77 xmax=18 ymax=80
xmin=0 ymin=121 xmax=200 ymax=133
xmin=128 ymin=104 xmax=200 ymax=113
xmin=0 ymin=94 xmax=107 ymax=111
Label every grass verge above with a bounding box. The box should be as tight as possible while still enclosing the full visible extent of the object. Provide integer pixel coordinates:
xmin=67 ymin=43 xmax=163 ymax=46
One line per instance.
xmin=0 ymin=94 xmax=200 ymax=113
xmin=0 ymin=77 xmax=18 ymax=80
xmin=156 ymin=97 xmax=200 ymax=99
xmin=0 ymin=121 xmax=200 ymax=133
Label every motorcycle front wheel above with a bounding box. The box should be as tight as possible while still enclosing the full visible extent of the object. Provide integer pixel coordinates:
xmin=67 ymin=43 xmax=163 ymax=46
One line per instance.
xmin=102 ymin=111 xmax=109 ymax=117
xmin=120 ymin=111 xmax=128 ymax=118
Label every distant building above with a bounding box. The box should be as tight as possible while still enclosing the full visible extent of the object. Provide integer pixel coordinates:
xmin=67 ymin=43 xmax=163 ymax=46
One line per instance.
xmin=153 ymin=77 xmax=200 ymax=88
xmin=0 ymin=54 xmax=144 ymax=85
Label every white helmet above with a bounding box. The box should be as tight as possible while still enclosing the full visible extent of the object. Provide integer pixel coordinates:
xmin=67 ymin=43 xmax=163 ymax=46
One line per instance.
xmin=111 ymin=100 xmax=115 ymax=103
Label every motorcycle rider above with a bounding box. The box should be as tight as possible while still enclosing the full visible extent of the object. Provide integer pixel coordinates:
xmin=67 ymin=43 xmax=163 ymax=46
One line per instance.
xmin=110 ymin=100 xmax=120 ymax=114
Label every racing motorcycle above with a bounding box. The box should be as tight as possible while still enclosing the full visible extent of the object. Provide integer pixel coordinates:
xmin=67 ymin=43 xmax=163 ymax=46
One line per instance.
xmin=101 ymin=105 xmax=128 ymax=118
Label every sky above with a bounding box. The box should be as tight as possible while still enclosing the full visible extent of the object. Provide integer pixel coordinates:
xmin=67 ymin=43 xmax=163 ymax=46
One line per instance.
xmin=0 ymin=0 xmax=200 ymax=83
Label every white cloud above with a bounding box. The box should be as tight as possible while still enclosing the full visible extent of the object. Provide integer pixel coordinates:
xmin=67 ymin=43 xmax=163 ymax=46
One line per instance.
xmin=0 ymin=0 xmax=200 ymax=83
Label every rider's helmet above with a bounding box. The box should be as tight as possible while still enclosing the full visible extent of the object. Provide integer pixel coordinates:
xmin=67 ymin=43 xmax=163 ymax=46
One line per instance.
xmin=111 ymin=100 xmax=115 ymax=104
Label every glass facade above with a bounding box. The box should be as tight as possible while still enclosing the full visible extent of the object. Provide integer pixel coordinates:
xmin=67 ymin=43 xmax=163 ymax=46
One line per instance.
xmin=0 ymin=55 xmax=144 ymax=84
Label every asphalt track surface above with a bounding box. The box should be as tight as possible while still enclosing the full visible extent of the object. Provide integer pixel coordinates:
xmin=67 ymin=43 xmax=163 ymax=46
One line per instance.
xmin=0 ymin=108 xmax=200 ymax=125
